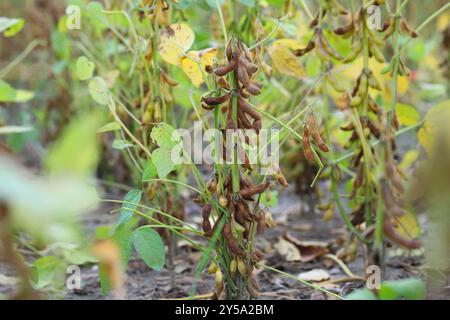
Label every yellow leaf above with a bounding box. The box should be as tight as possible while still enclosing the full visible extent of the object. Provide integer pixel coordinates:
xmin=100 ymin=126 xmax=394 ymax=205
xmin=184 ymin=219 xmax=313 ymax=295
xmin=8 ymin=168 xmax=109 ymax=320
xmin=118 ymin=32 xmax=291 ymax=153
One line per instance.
xmin=418 ymin=100 xmax=450 ymax=156
xmin=270 ymin=38 xmax=305 ymax=51
xmin=437 ymin=12 xmax=449 ymax=31
xmin=396 ymin=103 xmax=420 ymax=126
xmin=180 ymin=48 xmax=217 ymax=87
xmin=180 ymin=54 xmax=203 ymax=87
xmin=394 ymin=211 xmax=421 ymax=240
xmin=399 ymin=150 xmax=419 ymax=171
xmin=157 ymin=23 xmax=195 ymax=65
xmin=198 ymin=47 xmax=217 ymax=68
xmin=269 ymin=41 xmax=305 ymax=78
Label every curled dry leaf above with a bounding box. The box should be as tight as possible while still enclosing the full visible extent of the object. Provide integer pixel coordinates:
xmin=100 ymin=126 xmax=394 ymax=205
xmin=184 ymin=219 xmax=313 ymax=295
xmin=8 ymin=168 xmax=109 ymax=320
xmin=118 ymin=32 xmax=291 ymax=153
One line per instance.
xmin=274 ymin=237 xmax=301 ymax=262
xmin=283 ymin=232 xmax=329 ymax=262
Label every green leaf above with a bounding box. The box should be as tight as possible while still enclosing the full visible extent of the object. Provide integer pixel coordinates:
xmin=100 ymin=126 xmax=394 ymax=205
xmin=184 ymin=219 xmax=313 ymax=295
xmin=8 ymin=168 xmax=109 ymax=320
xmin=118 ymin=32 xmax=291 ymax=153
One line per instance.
xmin=150 ymin=123 xmax=178 ymax=149
xmin=112 ymin=219 xmax=136 ymax=266
xmin=45 ymin=114 xmax=100 ymax=176
xmin=116 ymin=189 xmax=142 ymax=228
xmin=99 ymin=264 xmax=111 ymax=296
xmin=76 ymin=56 xmax=95 ymax=81
xmin=142 ymin=160 xmax=158 ymax=181
xmin=31 ymin=256 xmax=66 ymax=289
xmin=112 ymin=139 xmax=134 ymax=150
xmin=0 ymin=80 xmax=34 ymax=103
xmin=88 ymin=77 xmax=110 ymax=105
xmin=379 ymin=278 xmax=426 ymax=300
xmin=132 ymin=226 xmax=165 ymax=271
xmin=0 ymin=17 xmax=25 ymax=37
xmin=151 ymin=147 xmax=176 ymax=178
xmin=97 ymin=122 xmax=121 ymax=133
xmin=62 ymin=247 xmax=97 ymax=265
xmin=397 ymin=103 xmax=420 ymax=126
xmin=95 ymin=225 xmax=113 ymax=240
xmin=345 ymin=288 xmax=378 ymax=300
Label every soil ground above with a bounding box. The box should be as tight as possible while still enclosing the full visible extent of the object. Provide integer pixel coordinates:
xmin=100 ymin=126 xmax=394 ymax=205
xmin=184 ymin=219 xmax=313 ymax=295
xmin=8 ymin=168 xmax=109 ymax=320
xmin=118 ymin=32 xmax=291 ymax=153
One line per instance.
xmin=0 ymin=187 xmax=447 ymax=300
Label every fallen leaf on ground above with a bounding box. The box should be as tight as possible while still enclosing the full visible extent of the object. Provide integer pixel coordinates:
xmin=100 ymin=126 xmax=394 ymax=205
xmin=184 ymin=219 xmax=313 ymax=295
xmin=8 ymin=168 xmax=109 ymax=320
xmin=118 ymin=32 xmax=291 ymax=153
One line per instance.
xmin=274 ymin=237 xmax=301 ymax=262
xmin=283 ymin=232 xmax=330 ymax=262
xmin=297 ymin=269 xmax=330 ymax=282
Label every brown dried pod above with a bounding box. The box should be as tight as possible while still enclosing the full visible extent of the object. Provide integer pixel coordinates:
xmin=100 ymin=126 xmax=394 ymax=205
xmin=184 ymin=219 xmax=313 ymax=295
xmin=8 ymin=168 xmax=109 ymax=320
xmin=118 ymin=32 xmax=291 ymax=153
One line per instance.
xmin=367 ymin=119 xmax=381 ymax=139
xmin=237 ymin=41 xmax=253 ymax=62
xmin=202 ymin=93 xmax=231 ymax=106
xmin=351 ymin=149 xmax=364 ymax=168
xmin=303 ymin=124 xmax=315 ymax=162
xmin=294 ymin=39 xmax=315 ymax=57
xmin=239 ymin=172 xmax=252 ymax=189
xmin=238 ymin=86 xmax=251 ymax=99
xmin=238 ymin=55 xmax=258 ymax=74
xmin=223 ymin=222 xmax=245 ymax=257
xmin=257 ymin=210 xmax=266 ymax=235
xmin=399 ymin=18 xmax=418 ymax=38
xmin=340 ymin=122 xmax=355 ymax=131
xmin=226 ymin=39 xmax=233 ymax=61
xmin=381 ymin=179 xmax=405 ymax=217
xmin=207 ymin=178 xmax=218 ymax=193
xmin=385 ymin=160 xmax=405 ymax=194
xmin=202 ymin=204 xmax=212 ymax=235
xmin=226 ymin=119 xmax=237 ymax=130
xmin=214 ymin=59 xmax=237 ymax=77
xmin=234 ymin=206 xmax=246 ymax=225
xmin=368 ymin=96 xmax=381 ymax=115
xmin=237 ymin=181 xmax=270 ymax=198
xmin=383 ymin=219 xmax=421 ymax=249
xmin=245 ymin=83 xmax=261 ymax=96
xmin=238 ymin=96 xmax=261 ymax=121
xmin=276 ymin=173 xmax=289 ymax=187
xmin=350 ymin=205 xmax=366 ymax=226
xmin=236 ymin=64 xmax=251 ymax=86
xmin=161 ymin=72 xmax=179 ymax=87
xmin=253 ymin=247 xmax=264 ymax=261
xmin=309 ymin=9 xmax=327 ymax=28
xmin=253 ymin=81 xmax=264 ymax=89
xmin=217 ymin=77 xmax=230 ymax=89
xmin=334 ymin=21 xmax=354 ymax=36
xmin=238 ymin=201 xmax=253 ymax=222
xmin=380 ymin=18 xmax=391 ymax=32
xmin=309 ymin=112 xmax=330 ymax=152
xmin=238 ymin=107 xmax=254 ymax=129
xmin=252 ymin=119 xmax=262 ymax=134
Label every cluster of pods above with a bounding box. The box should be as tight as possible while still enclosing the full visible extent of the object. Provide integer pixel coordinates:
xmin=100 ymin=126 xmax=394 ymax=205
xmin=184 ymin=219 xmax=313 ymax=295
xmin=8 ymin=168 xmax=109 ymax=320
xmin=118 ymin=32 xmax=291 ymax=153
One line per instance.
xmin=199 ymin=38 xmax=287 ymax=297
xmin=295 ymin=0 xmax=421 ymax=251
